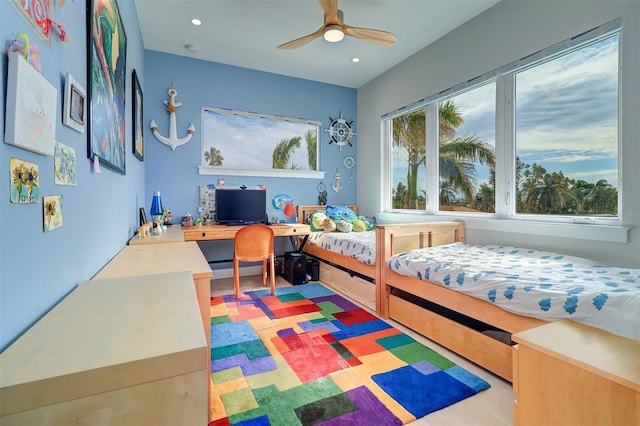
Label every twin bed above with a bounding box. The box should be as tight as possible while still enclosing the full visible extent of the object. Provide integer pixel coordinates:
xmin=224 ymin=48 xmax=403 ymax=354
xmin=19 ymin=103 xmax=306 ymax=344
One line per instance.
xmin=297 ymin=205 xmax=640 ymax=381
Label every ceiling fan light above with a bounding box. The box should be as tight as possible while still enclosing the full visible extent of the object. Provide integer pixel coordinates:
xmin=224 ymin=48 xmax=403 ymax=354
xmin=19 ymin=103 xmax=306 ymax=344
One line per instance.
xmin=324 ymin=25 xmax=344 ymax=43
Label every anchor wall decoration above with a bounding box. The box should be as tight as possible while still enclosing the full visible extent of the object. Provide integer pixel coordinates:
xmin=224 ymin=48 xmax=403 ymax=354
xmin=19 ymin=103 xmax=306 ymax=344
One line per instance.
xmin=150 ymin=86 xmax=195 ymax=150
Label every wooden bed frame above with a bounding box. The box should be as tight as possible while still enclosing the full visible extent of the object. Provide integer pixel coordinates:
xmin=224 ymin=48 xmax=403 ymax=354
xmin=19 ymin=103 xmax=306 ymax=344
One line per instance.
xmin=296 ymin=206 xmax=544 ymax=381
xmin=375 ymin=223 xmax=546 ymax=382
xmin=296 ymin=205 xmax=374 ymax=279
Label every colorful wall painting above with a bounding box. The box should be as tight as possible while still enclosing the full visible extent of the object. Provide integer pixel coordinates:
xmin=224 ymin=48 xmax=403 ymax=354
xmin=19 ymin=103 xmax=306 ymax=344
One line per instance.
xmin=10 ymin=157 xmax=40 ymax=204
xmin=54 ymin=142 xmax=76 ymax=185
xmin=11 ymin=0 xmax=52 ymax=42
xmin=87 ymin=0 xmax=127 ymax=174
xmin=43 ymin=195 xmax=63 ymax=232
xmin=4 ymin=51 xmax=57 ymax=156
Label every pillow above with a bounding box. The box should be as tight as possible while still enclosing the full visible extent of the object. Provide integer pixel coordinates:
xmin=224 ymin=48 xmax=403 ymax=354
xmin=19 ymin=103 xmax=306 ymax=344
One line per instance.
xmin=326 ymin=205 xmax=358 ymax=223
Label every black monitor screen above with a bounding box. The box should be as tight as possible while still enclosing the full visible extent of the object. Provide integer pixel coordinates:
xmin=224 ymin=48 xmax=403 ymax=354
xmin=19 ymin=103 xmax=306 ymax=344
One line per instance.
xmin=215 ymin=189 xmax=266 ymax=225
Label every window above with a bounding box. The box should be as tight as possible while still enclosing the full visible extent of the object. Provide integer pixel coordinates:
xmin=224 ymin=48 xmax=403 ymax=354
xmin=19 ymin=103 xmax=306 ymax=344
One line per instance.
xmin=198 ymin=106 xmax=324 ymax=178
xmin=384 ymin=19 xmax=621 ymax=224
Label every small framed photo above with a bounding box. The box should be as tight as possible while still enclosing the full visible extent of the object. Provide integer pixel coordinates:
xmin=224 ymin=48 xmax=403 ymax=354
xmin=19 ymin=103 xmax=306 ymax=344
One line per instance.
xmin=63 ymin=73 xmax=86 ymax=133
xmin=132 ymin=69 xmax=144 ymax=161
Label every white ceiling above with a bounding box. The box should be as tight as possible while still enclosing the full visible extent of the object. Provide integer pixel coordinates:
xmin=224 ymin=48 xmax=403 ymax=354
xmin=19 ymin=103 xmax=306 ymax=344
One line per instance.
xmin=135 ymin=0 xmax=500 ymax=89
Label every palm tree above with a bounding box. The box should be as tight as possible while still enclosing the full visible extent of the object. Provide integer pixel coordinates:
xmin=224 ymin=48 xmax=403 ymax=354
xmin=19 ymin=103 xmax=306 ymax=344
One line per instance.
xmin=392 ymin=110 xmax=425 ymax=208
xmin=439 ymin=135 xmax=495 ymax=203
xmin=439 ymin=181 xmax=456 ymax=205
xmin=392 ymin=101 xmax=495 ymax=209
xmin=204 ymin=147 xmax=223 ymax=166
xmin=525 ymin=173 xmax=575 ymax=213
xmin=272 ymin=136 xmax=302 ymax=169
xmin=305 ymin=130 xmax=317 ymax=170
xmin=583 ymin=179 xmax=617 ymax=215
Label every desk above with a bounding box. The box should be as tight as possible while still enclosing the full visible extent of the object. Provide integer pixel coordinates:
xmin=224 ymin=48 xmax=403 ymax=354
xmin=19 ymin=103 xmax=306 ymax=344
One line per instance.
xmin=92 ymin=242 xmax=214 ymax=419
xmin=0 ymin=272 xmax=208 ymax=424
xmin=129 ymin=224 xmax=184 ymax=245
xmin=182 ymin=222 xmax=310 ymax=242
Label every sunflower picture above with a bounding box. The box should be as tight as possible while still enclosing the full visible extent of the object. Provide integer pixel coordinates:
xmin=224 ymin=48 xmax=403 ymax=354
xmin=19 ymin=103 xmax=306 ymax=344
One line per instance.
xmin=10 ymin=157 xmax=39 ymax=203
xmin=43 ymin=195 xmax=63 ymax=232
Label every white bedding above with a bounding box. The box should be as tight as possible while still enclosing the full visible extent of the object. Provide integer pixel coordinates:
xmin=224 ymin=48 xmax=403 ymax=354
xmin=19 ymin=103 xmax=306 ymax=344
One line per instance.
xmin=387 ymin=242 xmax=640 ymax=341
xmin=306 ymin=231 xmax=376 ymax=265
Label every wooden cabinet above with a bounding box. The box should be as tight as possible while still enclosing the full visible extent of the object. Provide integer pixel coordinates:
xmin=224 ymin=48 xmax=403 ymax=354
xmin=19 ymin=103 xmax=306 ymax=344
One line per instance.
xmin=0 ymin=272 xmax=208 ymax=425
xmin=512 ymin=319 xmax=639 ymax=426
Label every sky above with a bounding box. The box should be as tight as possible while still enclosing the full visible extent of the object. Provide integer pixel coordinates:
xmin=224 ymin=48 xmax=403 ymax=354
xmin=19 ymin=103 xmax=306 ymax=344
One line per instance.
xmin=392 ymin=33 xmax=619 ymax=196
xmin=202 ymin=110 xmax=318 ymax=170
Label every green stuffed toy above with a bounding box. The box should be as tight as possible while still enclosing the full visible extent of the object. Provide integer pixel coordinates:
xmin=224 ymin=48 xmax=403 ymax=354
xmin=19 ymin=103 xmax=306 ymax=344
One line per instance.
xmin=309 ymin=210 xmax=327 ymax=232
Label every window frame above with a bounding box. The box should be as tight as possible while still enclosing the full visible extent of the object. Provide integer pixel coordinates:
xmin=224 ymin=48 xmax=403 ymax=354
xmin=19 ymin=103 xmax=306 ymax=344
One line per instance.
xmin=382 ymin=19 xmax=623 ymax=228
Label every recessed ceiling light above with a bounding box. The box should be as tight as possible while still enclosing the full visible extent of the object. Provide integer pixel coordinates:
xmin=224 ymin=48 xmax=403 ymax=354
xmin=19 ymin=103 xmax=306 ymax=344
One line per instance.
xmin=351 ymin=57 xmax=360 ymax=63
xmin=191 ymin=18 xmax=202 ymax=26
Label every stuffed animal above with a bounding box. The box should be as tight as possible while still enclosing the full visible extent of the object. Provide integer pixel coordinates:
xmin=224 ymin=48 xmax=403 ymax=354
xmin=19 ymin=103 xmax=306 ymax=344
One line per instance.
xmin=309 ymin=210 xmax=327 ymax=231
xmin=326 ymin=205 xmax=358 ymax=223
xmin=322 ymin=217 xmax=337 ymax=232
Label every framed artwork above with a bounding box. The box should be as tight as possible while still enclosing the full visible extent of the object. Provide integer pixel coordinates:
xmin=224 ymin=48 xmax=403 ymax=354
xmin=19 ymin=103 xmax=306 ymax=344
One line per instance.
xmin=132 ymin=69 xmax=143 ymax=161
xmin=12 ymin=0 xmax=52 ymax=43
xmin=4 ymin=51 xmax=56 ymax=156
xmin=10 ymin=157 xmax=39 ymax=203
xmin=54 ymin=142 xmax=77 ymax=185
xmin=43 ymin=195 xmax=63 ymax=232
xmin=62 ymin=74 xmax=86 ymax=133
xmin=87 ymin=0 xmax=127 ymax=174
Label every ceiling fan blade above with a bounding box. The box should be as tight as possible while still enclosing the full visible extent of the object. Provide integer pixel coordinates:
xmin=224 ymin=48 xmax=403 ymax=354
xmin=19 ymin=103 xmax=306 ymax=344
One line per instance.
xmin=319 ymin=0 xmax=340 ymax=25
xmin=277 ymin=28 xmax=324 ymax=50
xmin=343 ymin=25 xmax=396 ymax=46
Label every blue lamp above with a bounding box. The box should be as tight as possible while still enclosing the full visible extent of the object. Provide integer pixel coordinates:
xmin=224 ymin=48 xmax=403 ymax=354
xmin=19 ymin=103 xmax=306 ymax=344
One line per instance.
xmin=150 ymin=191 xmax=164 ymax=224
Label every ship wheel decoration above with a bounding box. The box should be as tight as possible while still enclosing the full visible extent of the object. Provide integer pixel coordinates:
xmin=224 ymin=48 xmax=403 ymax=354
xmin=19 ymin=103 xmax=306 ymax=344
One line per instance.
xmin=325 ymin=113 xmax=356 ymax=150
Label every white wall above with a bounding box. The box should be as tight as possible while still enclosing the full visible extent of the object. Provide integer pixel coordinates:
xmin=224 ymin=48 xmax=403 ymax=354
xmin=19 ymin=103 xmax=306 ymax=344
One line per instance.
xmin=357 ymin=0 xmax=639 ymax=267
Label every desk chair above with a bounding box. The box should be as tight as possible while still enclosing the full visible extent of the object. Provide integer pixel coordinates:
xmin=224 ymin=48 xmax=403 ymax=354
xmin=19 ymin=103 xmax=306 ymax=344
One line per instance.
xmin=233 ymin=224 xmax=275 ymax=298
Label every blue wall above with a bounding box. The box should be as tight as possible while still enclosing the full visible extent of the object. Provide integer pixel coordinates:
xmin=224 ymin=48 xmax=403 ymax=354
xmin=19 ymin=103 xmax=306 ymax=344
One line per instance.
xmin=1 ymin=0 xmax=146 ymax=350
xmin=143 ymin=51 xmax=356 ymax=268
xmin=1 ymin=1 xmax=357 ymax=350
xmin=143 ymin=50 xmax=356 ymax=221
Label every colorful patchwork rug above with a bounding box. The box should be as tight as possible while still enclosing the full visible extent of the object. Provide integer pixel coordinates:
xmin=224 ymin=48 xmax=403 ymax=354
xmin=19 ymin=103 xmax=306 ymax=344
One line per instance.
xmin=208 ymin=283 xmax=490 ymax=426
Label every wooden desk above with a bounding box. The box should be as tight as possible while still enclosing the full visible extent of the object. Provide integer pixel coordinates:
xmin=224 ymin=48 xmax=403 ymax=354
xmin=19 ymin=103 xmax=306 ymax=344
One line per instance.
xmin=512 ymin=319 xmax=640 ymax=425
xmin=0 ymin=272 xmax=208 ymax=424
xmin=182 ymin=222 xmax=310 ymax=241
xmin=128 ymin=224 xmax=184 ymax=245
xmin=92 ymin=242 xmax=214 ymax=420
xmin=92 ymin=242 xmax=212 ymax=350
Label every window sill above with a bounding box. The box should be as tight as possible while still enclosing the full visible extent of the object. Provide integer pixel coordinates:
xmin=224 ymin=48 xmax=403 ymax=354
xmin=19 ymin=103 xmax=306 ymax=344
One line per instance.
xmin=198 ymin=167 xmax=325 ymax=179
xmin=376 ymin=211 xmax=629 ymax=243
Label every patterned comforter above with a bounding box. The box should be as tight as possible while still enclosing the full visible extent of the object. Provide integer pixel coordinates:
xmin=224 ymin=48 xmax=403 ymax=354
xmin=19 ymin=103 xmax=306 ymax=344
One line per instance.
xmin=307 ymin=231 xmax=376 ymax=265
xmin=387 ymin=242 xmax=640 ymax=341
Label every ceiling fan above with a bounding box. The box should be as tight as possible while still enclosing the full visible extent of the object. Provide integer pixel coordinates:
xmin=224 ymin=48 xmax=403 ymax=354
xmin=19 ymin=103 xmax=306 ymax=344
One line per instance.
xmin=277 ymin=0 xmax=396 ymax=50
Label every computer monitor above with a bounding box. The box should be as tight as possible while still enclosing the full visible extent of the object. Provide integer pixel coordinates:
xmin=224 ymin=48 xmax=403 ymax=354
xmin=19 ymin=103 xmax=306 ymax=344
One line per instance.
xmin=215 ymin=189 xmax=266 ymax=225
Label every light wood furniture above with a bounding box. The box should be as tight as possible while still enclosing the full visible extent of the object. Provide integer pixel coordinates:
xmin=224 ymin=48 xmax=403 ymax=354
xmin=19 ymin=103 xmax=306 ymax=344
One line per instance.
xmin=296 ymin=205 xmax=377 ymax=310
xmin=182 ymin=222 xmax=310 ymax=241
xmin=93 ymin=242 xmax=212 ymax=350
xmin=0 ymin=272 xmax=208 ymax=425
xmin=233 ymin=224 xmax=276 ymax=298
xmin=92 ymin=241 xmax=214 ymax=420
xmin=128 ymin=224 xmax=185 ymax=245
xmin=512 ymin=319 xmax=640 ymax=426
xmin=376 ymin=222 xmax=545 ymax=382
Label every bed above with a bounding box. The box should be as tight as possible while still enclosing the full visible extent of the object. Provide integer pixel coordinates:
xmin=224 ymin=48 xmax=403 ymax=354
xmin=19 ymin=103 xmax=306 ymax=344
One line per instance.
xmin=296 ymin=205 xmax=465 ymax=312
xmin=376 ymin=224 xmax=640 ymax=381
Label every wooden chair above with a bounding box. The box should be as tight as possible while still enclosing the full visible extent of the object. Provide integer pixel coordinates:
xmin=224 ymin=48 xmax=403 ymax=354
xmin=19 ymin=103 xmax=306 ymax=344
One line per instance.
xmin=233 ymin=224 xmax=275 ymax=298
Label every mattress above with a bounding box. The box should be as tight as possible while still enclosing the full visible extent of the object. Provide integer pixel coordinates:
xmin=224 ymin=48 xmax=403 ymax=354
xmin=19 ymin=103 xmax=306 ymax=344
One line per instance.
xmin=387 ymin=242 xmax=640 ymax=341
xmin=307 ymin=231 xmax=376 ymax=265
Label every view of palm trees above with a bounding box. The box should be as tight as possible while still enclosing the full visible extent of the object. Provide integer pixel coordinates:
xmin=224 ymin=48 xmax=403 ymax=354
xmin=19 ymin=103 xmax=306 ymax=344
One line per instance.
xmin=392 ymin=101 xmax=618 ymax=216
xmin=202 ymin=109 xmax=319 ymax=171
